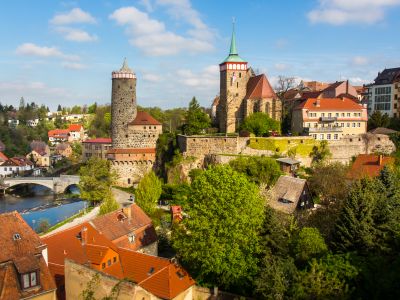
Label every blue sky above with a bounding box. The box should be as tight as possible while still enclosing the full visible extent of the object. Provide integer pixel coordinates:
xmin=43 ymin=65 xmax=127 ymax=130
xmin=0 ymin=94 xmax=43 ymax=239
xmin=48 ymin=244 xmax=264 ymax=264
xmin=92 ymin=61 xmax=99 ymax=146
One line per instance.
xmin=0 ymin=0 xmax=399 ymax=110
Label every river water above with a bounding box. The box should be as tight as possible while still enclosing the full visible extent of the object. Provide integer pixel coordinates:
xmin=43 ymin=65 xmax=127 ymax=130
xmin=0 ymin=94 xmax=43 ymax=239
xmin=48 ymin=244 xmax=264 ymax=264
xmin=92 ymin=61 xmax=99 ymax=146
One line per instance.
xmin=0 ymin=184 xmax=87 ymax=231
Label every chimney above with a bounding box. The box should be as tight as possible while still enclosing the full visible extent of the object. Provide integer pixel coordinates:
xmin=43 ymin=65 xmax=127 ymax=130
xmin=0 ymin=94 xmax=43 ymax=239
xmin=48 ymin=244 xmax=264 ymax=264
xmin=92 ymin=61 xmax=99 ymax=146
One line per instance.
xmin=378 ymin=155 xmax=383 ymax=166
xmin=122 ymin=204 xmax=132 ymax=219
xmin=346 ymin=80 xmax=349 ymax=95
xmin=315 ymin=99 xmax=320 ymax=107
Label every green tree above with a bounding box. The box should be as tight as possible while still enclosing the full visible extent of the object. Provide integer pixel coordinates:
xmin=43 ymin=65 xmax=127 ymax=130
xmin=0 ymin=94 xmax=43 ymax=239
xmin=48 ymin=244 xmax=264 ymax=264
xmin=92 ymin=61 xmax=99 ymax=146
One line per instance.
xmin=229 ymin=156 xmax=282 ymax=186
xmin=36 ymin=219 xmax=50 ymax=233
xmin=172 ymin=165 xmax=264 ymax=290
xmin=183 ymin=97 xmax=211 ymax=135
xmin=309 ymin=140 xmax=331 ymax=164
xmin=79 ymin=157 xmax=117 ymax=205
xmin=292 ymin=254 xmax=358 ymax=300
xmin=291 ymin=227 xmax=328 ymax=262
xmin=368 ymin=111 xmax=390 ymax=130
xmin=99 ymin=196 xmax=119 ymax=215
xmin=332 ymin=179 xmax=381 ymax=253
xmin=135 ymin=171 xmax=162 ymax=214
xmin=88 ymin=102 xmax=98 ymax=114
xmin=240 ymin=112 xmax=281 ymax=136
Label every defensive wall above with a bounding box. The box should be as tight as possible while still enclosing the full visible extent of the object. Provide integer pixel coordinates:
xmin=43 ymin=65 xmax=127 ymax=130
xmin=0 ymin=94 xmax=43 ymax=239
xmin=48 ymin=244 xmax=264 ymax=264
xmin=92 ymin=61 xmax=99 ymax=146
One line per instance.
xmin=177 ymin=133 xmax=395 ymax=168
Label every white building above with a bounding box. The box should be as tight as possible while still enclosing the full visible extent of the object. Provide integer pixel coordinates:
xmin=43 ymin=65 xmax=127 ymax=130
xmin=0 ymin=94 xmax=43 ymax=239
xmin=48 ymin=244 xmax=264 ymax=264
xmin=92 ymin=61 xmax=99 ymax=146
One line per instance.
xmin=27 ymin=119 xmax=39 ymax=127
xmin=0 ymin=157 xmax=34 ymax=178
xmin=366 ymin=68 xmax=400 ymax=117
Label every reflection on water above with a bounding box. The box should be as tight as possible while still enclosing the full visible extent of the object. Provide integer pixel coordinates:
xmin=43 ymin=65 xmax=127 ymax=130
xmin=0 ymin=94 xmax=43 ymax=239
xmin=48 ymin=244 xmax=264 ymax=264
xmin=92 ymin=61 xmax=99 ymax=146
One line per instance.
xmin=0 ymin=183 xmax=86 ymax=230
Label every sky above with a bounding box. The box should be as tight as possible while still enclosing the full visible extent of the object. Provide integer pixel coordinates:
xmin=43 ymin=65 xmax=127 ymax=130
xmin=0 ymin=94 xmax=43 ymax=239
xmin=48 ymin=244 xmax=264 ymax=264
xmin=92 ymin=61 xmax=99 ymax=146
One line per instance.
xmin=0 ymin=0 xmax=399 ymax=110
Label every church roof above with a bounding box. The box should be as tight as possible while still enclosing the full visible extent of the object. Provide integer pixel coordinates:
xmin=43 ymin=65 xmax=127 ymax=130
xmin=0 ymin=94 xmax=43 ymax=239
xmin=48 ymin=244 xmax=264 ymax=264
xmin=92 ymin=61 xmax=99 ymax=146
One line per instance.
xmin=129 ymin=111 xmax=162 ymax=126
xmin=221 ymin=23 xmax=246 ymax=63
xmin=245 ymin=74 xmax=277 ymax=99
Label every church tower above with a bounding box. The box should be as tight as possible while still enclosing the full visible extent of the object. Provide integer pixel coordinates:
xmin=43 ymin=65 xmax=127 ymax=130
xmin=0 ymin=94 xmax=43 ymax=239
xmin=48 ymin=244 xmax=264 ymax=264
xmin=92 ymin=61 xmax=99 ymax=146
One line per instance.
xmin=111 ymin=58 xmax=137 ymax=148
xmin=218 ymin=23 xmax=249 ymax=133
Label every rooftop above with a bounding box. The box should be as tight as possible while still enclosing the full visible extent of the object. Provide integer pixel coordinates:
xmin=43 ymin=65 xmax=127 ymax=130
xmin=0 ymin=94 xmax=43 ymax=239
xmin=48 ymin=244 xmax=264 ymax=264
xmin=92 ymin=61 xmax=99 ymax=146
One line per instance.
xmin=129 ymin=111 xmax=162 ymax=126
xmin=268 ymin=175 xmax=308 ymax=214
xmin=83 ymin=137 xmax=112 ymax=144
xmin=68 ymin=124 xmax=83 ymax=132
xmin=348 ymin=154 xmax=395 ymax=179
xmin=221 ymin=22 xmax=246 ymax=64
xmin=295 ymin=97 xmax=365 ymax=111
xmin=374 ymin=67 xmax=400 ymax=85
xmin=245 ymin=74 xmax=277 ymax=99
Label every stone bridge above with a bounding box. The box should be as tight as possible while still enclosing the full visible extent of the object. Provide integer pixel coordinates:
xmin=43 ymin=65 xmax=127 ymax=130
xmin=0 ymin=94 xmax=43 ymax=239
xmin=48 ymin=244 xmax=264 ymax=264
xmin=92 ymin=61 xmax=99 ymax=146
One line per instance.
xmin=4 ymin=175 xmax=80 ymax=194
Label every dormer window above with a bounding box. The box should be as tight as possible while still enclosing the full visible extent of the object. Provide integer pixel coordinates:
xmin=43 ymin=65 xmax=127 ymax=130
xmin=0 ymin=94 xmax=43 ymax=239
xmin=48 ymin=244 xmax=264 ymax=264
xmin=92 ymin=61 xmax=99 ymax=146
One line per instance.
xmin=21 ymin=271 xmax=38 ymax=289
xmin=128 ymin=234 xmax=135 ymax=243
xmin=13 ymin=233 xmax=21 ymax=240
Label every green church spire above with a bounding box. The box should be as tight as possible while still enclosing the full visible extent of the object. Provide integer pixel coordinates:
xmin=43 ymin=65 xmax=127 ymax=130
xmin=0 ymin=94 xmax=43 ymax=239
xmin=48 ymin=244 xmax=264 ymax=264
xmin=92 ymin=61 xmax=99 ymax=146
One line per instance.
xmin=229 ymin=21 xmax=238 ymax=55
xmin=222 ymin=19 xmax=246 ymax=64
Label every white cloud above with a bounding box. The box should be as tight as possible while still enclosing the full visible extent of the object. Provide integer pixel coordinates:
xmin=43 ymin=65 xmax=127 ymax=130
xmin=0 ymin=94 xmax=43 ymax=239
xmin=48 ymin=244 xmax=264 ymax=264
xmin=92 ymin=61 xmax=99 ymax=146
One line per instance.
xmin=15 ymin=43 xmax=80 ymax=61
xmin=109 ymin=4 xmax=214 ymax=56
xmin=50 ymin=8 xmax=96 ymax=25
xmin=140 ymin=0 xmax=154 ymax=12
xmin=307 ymin=0 xmax=400 ymax=25
xmin=55 ymin=27 xmax=98 ymax=42
xmin=351 ymin=55 xmax=369 ymax=66
xmin=275 ymin=38 xmax=288 ymax=49
xmin=349 ymin=77 xmax=369 ymax=85
xmin=62 ymin=62 xmax=87 ymax=70
xmin=176 ymin=65 xmax=218 ymax=89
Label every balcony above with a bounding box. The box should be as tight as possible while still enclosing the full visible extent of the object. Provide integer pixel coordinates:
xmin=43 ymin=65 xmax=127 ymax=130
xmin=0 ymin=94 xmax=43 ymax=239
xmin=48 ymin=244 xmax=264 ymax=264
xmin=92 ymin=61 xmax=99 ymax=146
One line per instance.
xmin=306 ymin=126 xmax=343 ymax=133
xmin=319 ymin=116 xmax=337 ymax=122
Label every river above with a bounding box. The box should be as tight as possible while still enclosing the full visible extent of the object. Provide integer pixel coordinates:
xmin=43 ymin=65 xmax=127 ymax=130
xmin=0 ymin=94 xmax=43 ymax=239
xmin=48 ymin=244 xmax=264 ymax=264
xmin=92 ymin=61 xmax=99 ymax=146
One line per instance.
xmin=0 ymin=184 xmax=87 ymax=231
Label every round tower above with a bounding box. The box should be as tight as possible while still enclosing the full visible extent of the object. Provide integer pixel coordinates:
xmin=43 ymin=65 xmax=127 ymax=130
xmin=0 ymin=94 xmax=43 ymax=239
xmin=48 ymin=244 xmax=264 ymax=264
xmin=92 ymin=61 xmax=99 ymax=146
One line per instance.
xmin=111 ymin=58 xmax=137 ymax=148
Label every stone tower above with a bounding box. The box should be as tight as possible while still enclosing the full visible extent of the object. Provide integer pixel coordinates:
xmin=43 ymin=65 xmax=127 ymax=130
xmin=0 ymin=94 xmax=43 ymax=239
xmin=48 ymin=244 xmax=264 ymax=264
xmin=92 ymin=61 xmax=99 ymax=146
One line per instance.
xmin=218 ymin=23 xmax=250 ymax=133
xmin=111 ymin=58 xmax=137 ymax=148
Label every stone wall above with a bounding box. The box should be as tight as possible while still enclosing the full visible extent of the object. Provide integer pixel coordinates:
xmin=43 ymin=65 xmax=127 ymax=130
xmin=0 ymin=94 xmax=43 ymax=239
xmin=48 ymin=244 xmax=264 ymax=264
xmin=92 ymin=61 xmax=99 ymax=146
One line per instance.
xmin=126 ymin=125 xmax=162 ymax=148
xmin=177 ymin=135 xmax=244 ymax=157
xmin=111 ymin=161 xmax=153 ymax=187
xmin=111 ymin=77 xmax=137 ymax=149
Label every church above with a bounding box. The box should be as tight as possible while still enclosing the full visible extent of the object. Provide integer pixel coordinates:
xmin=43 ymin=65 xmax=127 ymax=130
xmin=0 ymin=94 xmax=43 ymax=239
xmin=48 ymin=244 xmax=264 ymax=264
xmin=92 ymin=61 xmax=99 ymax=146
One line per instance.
xmin=215 ymin=25 xmax=282 ymax=133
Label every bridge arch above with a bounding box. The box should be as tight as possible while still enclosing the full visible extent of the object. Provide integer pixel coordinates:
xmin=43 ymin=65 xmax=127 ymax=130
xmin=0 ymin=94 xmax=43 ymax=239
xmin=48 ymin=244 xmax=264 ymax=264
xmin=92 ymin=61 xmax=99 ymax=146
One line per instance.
xmin=4 ymin=179 xmax=55 ymax=191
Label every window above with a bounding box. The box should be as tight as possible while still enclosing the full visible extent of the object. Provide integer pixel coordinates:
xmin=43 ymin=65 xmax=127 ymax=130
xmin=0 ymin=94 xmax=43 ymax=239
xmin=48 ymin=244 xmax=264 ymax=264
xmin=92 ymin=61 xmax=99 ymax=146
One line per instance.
xmin=239 ymin=72 xmax=241 ymax=78
xmin=21 ymin=272 xmax=38 ymax=289
xmin=352 ymin=123 xmax=356 ymax=127
xmin=336 ymin=113 xmax=339 ymax=117
xmin=328 ymin=113 xmax=332 ymax=117
xmin=321 ymin=113 xmax=325 ymax=117
xmin=341 ymin=123 xmax=344 ymax=127
xmin=347 ymin=113 xmax=351 ymax=117
xmin=108 ymin=259 xmax=111 ymax=266
xmin=113 ymin=257 xmax=117 ymax=263
xmin=319 ymin=134 xmax=324 ymax=140
xmin=347 ymin=123 xmax=350 ymax=127
xmin=334 ymin=134 xmax=338 ymax=140
xmin=144 ymin=126 xmax=146 ymax=129
xmin=128 ymin=234 xmax=135 ymax=243
xmin=102 ymin=263 xmax=105 ymax=269
xmin=357 ymin=123 xmax=361 ymax=127
xmin=341 ymin=113 xmax=345 ymax=117
xmin=327 ymin=134 xmax=331 ymax=140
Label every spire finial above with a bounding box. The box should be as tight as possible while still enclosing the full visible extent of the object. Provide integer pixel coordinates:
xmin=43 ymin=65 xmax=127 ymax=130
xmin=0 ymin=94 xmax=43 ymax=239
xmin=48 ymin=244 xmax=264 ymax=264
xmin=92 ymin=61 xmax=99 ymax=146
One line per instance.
xmin=120 ymin=57 xmax=132 ymax=73
xmin=229 ymin=18 xmax=238 ymax=55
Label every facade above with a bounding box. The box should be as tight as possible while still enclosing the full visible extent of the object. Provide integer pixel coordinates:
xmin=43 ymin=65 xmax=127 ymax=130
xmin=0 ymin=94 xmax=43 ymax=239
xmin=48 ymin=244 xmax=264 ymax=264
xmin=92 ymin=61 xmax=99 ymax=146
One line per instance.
xmin=0 ymin=211 xmax=56 ymax=299
xmin=0 ymin=157 xmax=34 ymax=177
xmin=268 ymin=175 xmax=313 ymax=214
xmin=67 ymin=124 xmax=85 ymax=141
xmin=82 ymin=137 xmax=112 ymax=161
xmin=216 ymin=25 xmax=281 ymax=133
xmin=291 ymin=98 xmax=368 ymax=140
xmin=55 ymin=143 xmax=72 ymax=158
xmin=48 ymin=129 xmax=71 ymax=145
xmin=27 ymin=150 xmax=50 ymax=167
xmin=366 ymin=67 xmax=400 ymax=117
xmin=109 ymin=59 xmax=162 ymax=186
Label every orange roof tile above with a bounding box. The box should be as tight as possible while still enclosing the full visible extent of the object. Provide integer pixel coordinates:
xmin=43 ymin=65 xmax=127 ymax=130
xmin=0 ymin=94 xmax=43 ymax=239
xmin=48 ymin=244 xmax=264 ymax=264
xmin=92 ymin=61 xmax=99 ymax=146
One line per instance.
xmin=68 ymin=124 xmax=83 ymax=132
xmin=48 ymin=129 xmax=70 ymax=137
xmin=0 ymin=151 xmax=8 ymax=161
xmin=130 ymin=111 xmax=161 ymax=126
xmin=245 ymin=74 xmax=277 ymax=99
xmin=348 ymin=154 xmax=395 ymax=179
xmin=295 ymin=98 xmax=365 ymax=111
xmin=0 ymin=212 xmax=56 ymax=298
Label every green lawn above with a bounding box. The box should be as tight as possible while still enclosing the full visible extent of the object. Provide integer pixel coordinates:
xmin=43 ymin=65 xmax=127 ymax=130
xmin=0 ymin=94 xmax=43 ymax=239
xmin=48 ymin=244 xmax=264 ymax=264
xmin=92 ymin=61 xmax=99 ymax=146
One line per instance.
xmin=249 ymin=137 xmax=318 ymax=156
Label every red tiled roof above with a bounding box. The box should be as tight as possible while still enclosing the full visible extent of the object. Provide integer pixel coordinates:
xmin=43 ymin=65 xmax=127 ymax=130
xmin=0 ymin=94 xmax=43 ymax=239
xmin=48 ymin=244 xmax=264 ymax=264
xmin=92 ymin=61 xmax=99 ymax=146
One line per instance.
xmin=0 ymin=151 xmax=8 ymax=161
xmin=348 ymin=154 xmax=395 ymax=179
xmin=0 ymin=212 xmax=56 ymax=298
xmin=48 ymin=129 xmax=70 ymax=137
xmin=3 ymin=157 xmax=33 ymax=167
xmin=107 ymin=148 xmax=156 ymax=154
xmin=301 ymin=91 xmax=322 ymax=99
xmin=295 ymin=98 xmax=365 ymax=111
xmin=245 ymin=74 xmax=277 ymax=99
xmin=89 ymin=204 xmax=157 ymax=248
xmin=83 ymin=138 xmax=112 ymax=144
xmin=68 ymin=124 xmax=83 ymax=132
xmin=129 ymin=111 xmax=162 ymax=126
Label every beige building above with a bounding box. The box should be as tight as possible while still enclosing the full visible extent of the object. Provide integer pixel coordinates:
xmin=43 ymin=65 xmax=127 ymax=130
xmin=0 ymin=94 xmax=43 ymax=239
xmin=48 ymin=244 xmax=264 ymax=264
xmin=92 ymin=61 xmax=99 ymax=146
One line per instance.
xmin=82 ymin=138 xmax=112 ymax=161
xmin=291 ymin=98 xmax=368 ymax=140
xmin=27 ymin=150 xmax=50 ymax=167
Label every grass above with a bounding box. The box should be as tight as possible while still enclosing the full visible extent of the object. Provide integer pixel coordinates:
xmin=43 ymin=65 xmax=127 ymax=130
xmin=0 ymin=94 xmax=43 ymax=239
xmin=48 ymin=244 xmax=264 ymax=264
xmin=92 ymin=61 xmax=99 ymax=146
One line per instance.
xmin=249 ymin=137 xmax=318 ymax=156
xmin=39 ymin=205 xmax=94 ymax=235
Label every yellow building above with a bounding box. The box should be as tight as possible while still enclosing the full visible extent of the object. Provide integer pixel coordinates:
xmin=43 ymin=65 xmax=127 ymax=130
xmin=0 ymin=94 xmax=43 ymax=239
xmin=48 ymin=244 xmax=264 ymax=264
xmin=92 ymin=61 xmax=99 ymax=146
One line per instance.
xmin=291 ymin=98 xmax=368 ymax=140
